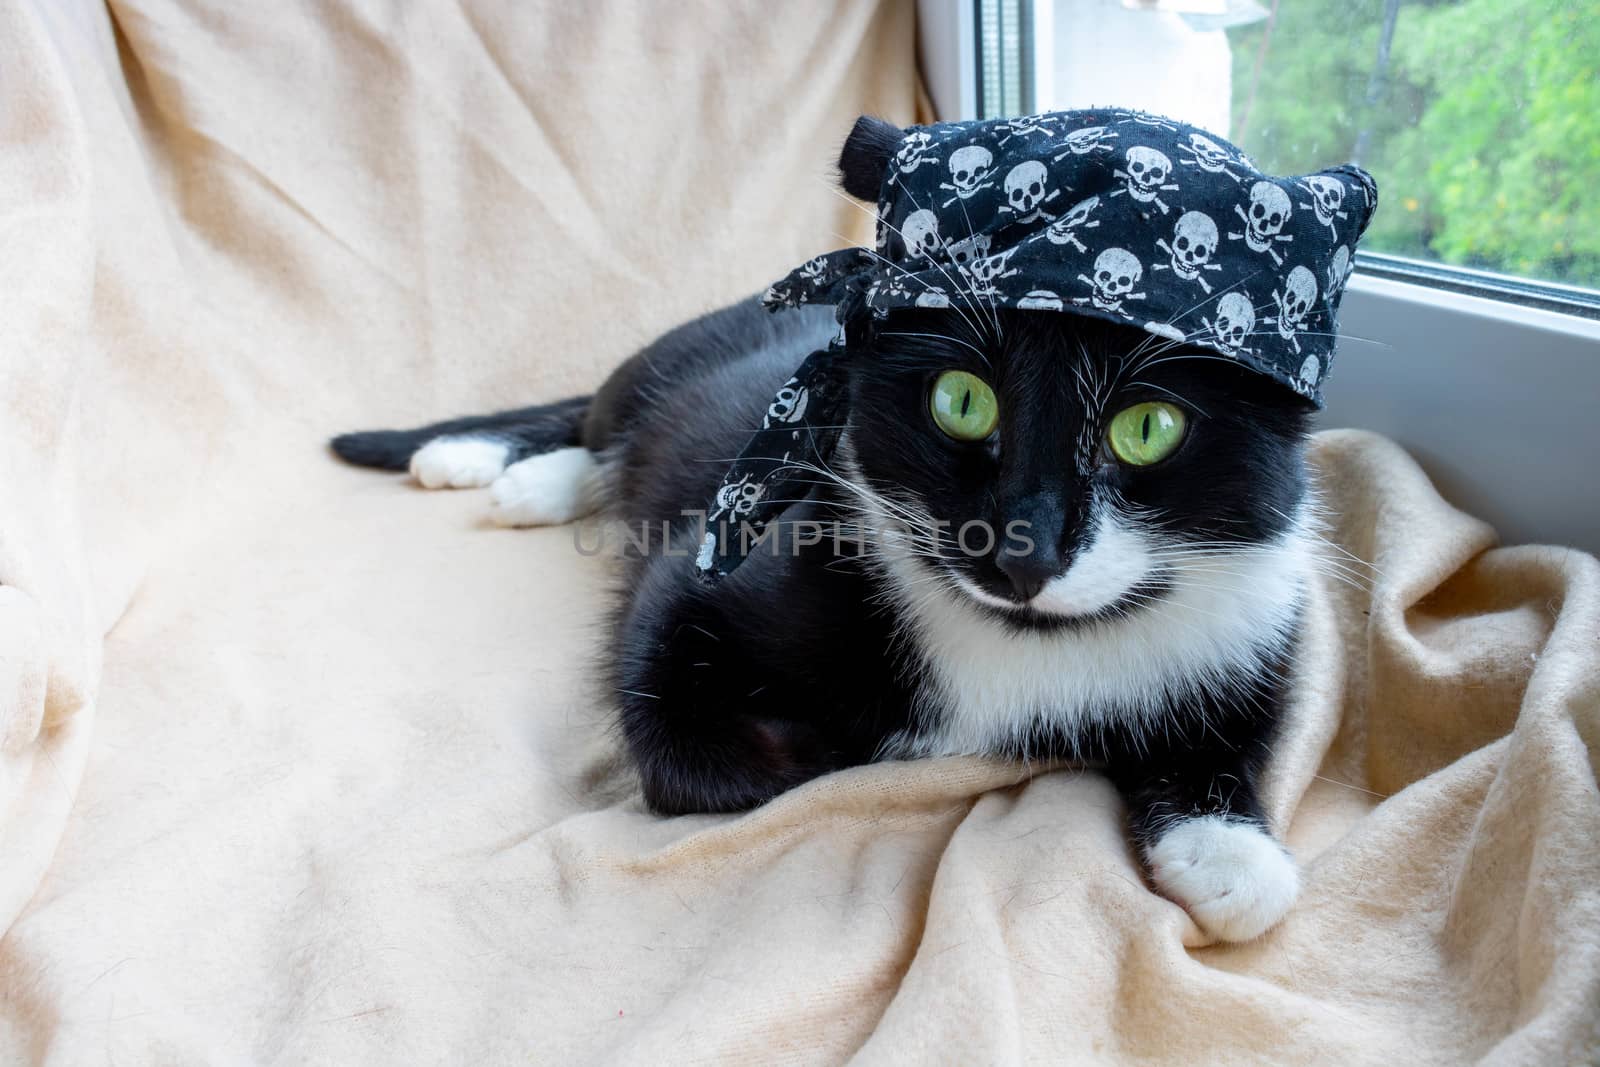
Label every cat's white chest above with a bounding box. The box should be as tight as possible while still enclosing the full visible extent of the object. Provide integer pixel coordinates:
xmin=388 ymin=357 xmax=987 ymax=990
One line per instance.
xmin=880 ymin=530 xmax=1311 ymax=759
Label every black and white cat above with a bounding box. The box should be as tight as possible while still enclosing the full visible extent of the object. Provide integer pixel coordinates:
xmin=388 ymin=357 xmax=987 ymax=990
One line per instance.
xmin=333 ymin=127 xmax=1320 ymax=943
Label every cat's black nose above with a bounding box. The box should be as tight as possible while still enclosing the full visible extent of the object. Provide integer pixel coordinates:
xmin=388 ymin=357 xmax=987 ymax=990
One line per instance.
xmin=996 ymin=490 xmax=1066 ymax=601
xmin=996 ymin=545 xmax=1060 ymax=602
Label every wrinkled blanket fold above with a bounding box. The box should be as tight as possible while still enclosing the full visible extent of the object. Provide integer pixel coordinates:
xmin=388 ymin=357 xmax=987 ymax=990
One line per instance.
xmin=2 ymin=2 xmax=1597 ymax=1064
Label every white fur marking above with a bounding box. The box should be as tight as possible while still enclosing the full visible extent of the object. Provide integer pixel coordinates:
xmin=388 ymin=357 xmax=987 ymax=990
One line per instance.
xmin=488 ymin=447 xmax=603 ymax=527
xmin=1035 ymin=511 xmax=1152 ymax=616
xmin=874 ymin=503 xmax=1312 ymax=759
xmin=410 ymin=436 xmax=510 ymax=489
xmin=946 ymin=511 xmax=1151 ymax=617
xmin=1147 ymin=815 xmax=1300 ymax=941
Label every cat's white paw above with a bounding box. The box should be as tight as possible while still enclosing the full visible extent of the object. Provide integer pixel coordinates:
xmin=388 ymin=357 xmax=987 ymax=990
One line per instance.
xmin=410 ymin=436 xmax=510 ymax=489
xmin=489 ymin=447 xmax=603 ymax=527
xmin=1147 ymin=815 xmax=1299 ymax=942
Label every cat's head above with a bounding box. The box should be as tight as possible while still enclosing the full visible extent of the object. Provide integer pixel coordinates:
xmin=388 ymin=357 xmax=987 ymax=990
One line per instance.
xmin=842 ymin=308 xmax=1313 ymax=628
xmin=834 ymin=117 xmax=1316 ymax=628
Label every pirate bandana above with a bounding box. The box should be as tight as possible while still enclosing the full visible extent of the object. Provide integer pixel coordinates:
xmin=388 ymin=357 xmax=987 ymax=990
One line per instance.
xmin=694 ymin=107 xmax=1378 ymax=582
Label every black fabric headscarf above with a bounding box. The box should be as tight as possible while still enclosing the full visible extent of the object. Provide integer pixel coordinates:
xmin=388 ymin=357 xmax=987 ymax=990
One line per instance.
xmin=694 ymin=108 xmax=1378 ymax=582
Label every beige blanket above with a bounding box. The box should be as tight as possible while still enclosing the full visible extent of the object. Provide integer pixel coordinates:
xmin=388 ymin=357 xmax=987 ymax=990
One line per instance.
xmin=2 ymin=2 xmax=1597 ymax=1063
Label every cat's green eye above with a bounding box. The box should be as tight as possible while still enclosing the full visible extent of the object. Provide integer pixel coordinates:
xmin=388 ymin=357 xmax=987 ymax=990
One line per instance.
xmin=1107 ymin=401 xmax=1187 ymax=466
xmin=929 ymin=370 xmax=999 ymax=441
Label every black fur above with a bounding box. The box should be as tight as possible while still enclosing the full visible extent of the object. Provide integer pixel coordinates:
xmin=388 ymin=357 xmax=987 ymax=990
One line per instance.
xmin=330 ymin=397 xmax=589 ymax=471
xmin=580 ymin=299 xmax=1313 ymax=820
xmin=848 ymin=309 xmax=1311 ymax=630
xmin=837 ymin=115 xmax=903 ymax=201
xmin=334 ymin=298 xmax=1314 ymax=861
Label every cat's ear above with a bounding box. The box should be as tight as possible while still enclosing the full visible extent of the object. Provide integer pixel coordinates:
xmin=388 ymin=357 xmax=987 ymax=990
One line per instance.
xmin=838 ymin=116 xmax=904 ymax=201
xmin=1327 ymin=164 xmax=1379 ymax=239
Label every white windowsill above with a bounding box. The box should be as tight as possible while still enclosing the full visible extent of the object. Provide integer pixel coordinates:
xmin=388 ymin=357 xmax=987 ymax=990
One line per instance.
xmin=1326 ymin=276 xmax=1600 ymax=554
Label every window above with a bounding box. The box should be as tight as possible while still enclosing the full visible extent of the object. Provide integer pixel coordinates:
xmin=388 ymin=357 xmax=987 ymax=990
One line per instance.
xmin=956 ymin=0 xmax=1600 ymax=310
xmin=918 ymin=0 xmax=1600 ymax=554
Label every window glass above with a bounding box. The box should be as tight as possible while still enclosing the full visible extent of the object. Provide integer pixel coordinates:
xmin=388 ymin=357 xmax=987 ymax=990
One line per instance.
xmin=1013 ymin=0 xmax=1599 ymax=290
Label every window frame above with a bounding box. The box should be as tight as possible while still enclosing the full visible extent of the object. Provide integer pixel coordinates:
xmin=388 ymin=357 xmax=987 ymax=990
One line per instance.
xmin=1351 ymin=253 xmax=1600 ymax=321
xmin=914 ymin=0 xmax=1600 ymax=554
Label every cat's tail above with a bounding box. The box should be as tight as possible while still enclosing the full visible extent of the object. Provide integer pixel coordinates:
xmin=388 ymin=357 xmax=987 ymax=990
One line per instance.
xmin=330 ymin=395 xmax=591 ymax=471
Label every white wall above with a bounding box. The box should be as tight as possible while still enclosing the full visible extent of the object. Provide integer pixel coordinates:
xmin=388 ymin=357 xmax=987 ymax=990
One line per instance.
xmin=1039 ymin=0 xmax=1233 ymax=135
xmin=918 ymin=0 xmax=1233 ymax=130
xmin=917 ymin=0 xmax=977 ymax=120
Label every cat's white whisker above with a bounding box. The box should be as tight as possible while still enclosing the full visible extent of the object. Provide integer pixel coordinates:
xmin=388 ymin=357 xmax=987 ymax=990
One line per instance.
xmin=821 ymin=185 xmax=995 ymax=343
xmin=880 ymin=330 xmax=993 ymax=364
xmin=891 ymin=179 xmax=1003 ymax=341
xmin=843 ymin=237 xmax=995 ymax=350
xmin=1126 ymin=380 xmax=1207 ymax=417
xmin=946 ymin=192 xmax=1006 ymax=342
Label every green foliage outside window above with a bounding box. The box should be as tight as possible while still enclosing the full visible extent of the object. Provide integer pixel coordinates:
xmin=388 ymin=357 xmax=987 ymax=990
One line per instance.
xmin=1228 ymin=0 xmax=1599 ymax=288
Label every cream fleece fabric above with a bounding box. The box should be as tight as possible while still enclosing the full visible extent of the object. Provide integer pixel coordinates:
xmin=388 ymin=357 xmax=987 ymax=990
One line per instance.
xmin=2 ymin=2 xmax=1597 ymax=1064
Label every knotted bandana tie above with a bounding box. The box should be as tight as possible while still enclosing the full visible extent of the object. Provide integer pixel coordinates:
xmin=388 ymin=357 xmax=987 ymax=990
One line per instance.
xmin=694 ymin=107 xmax=1378 ymax=582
